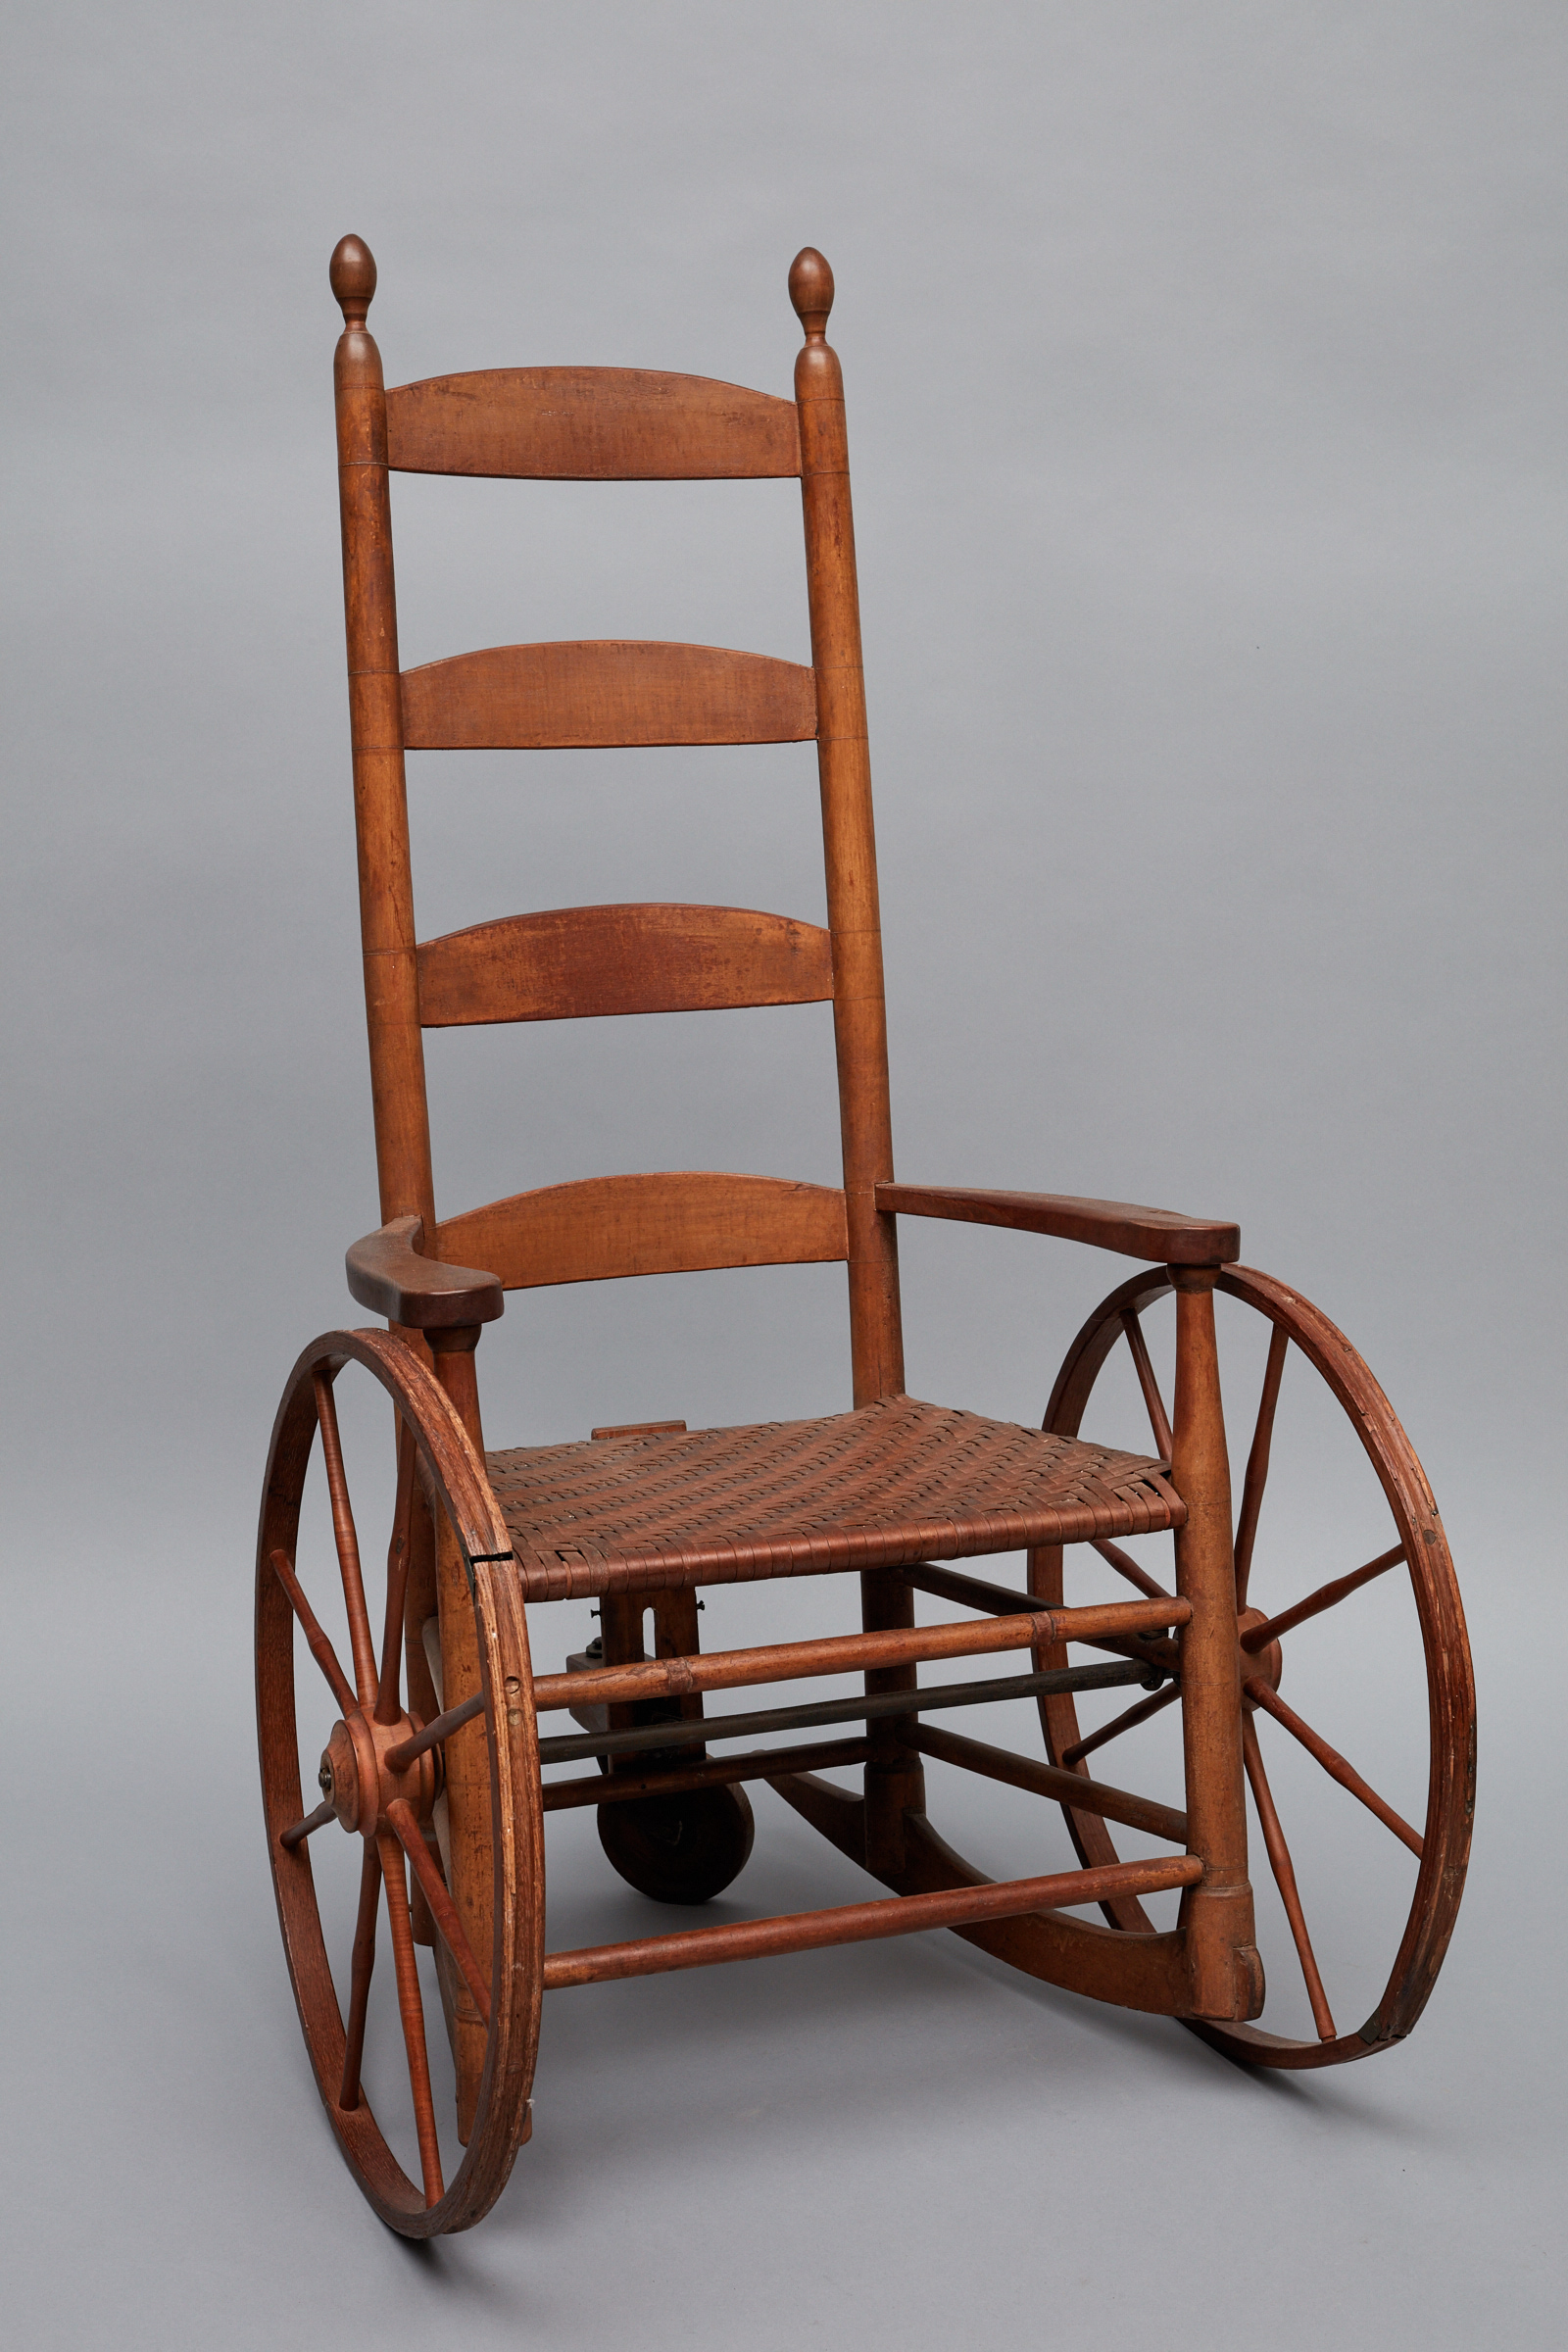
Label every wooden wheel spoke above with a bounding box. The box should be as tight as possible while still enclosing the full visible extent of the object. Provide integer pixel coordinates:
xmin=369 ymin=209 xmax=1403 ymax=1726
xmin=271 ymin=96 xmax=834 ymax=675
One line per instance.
xmin=1246 ymin=1678 xmax=1423 ymax=1858
xmin=1242 ymin=1543 xmax=1405 ymax=1653
xmin=373 ymin=1425 xmax=418 ymax=1726
xmin=1119 ymin=1309 xmax=1174 ymax=1461
xmin=376 ymin=1833 xmax=446 ymax=2208
xmin=1091 ymin=1536 xmax=1171 ymax=1602
xmin=279 ymin=1797 xmax=336 ymax=1851
xmin=1061 ymin=1677 xmax=1178 ymax=1767
xmin=270 ymin=1547 xmax=357 ymax=1718
xmin=1233 ymin=1324 xmax=1288 ymax=1609
xmin=1242 ymin=1714 xmax=1335 ymax=2039
xmin=314 ymin=1370 xmax=379 ymax=1710
xmin=338 ymin=1838 xmax=382 ymax=2111
xmin=387 ymin=1798 xmax=491 ymax=2026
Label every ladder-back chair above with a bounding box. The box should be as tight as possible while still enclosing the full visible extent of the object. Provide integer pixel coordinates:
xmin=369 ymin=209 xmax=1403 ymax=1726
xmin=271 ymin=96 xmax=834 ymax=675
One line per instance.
xmin=256 ymin=234 xmax=1476 ymax=2235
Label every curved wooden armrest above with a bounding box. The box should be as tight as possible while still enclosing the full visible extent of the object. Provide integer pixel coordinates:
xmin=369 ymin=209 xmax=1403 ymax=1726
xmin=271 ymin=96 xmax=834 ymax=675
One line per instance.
xmin=345 ymin=1214 xmax=505 ymax=1329
xmin=875 ymin=1184 xmax=1240 ymax=1266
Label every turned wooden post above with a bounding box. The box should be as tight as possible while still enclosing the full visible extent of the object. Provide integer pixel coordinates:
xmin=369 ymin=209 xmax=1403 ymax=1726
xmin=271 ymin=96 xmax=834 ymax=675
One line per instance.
xmin=791 ymin=249 xmax=904 ymax=1409
xmin=424 ymin=1325 xmax=494 ymax=2137
xmin=792 ymin=251 xmax=919 ymax=1866
xmin=330 ymin=236 xmax=437 ymax=1240
xmin=334 ymin=236 xmax=491 ymax=2129
xmin=1168 ymin=1268 xmax=1262 ymax=2020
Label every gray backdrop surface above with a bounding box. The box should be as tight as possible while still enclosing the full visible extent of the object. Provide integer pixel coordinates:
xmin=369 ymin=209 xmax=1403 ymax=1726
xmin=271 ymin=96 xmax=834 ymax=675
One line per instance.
xmin=3 ymin=4 xmax=1563 ymax=2345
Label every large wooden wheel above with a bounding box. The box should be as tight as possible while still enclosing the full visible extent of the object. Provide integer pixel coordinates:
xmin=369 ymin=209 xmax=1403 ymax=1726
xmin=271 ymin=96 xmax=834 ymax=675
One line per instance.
xmin=1036 ymin=1266 xmax=1474 ymax=2068
xmin=256 ymin=1331 xmax=544 ymax=2233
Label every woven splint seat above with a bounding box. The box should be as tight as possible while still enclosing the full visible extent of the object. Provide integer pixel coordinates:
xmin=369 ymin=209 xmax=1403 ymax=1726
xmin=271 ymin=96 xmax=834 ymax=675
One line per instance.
xmin=489 ymin=1393 xmax=1182 ymax=1600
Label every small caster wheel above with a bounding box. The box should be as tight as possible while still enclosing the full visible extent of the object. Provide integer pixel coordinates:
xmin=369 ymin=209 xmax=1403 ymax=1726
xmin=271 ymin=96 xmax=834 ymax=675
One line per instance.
xmin=564 ymin=1608 xmax=756 ymax=1905
xmin=598 ymin=1782 xmax=756 ymax=1905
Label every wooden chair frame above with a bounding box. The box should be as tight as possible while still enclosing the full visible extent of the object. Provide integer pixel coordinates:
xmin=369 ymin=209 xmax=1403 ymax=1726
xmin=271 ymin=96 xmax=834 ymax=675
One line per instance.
xmin=255 ymin=235 xmax=1475 ymax=2235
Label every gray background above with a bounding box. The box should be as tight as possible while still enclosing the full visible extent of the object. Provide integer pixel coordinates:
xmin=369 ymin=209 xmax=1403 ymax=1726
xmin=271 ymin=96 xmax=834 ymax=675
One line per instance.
xmin=3 ymin=3 xmax=1564 ymax=2345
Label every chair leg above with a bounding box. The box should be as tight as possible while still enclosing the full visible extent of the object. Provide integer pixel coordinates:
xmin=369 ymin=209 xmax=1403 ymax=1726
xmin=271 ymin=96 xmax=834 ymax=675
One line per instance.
xmin=401 ymin=1447 xmax=442 ymax=1949
xmin=1169 ymin=1271 xmax=1263 ymax=2022
xmin=860 ymin=1568 xmax=927 ymax=1877
xmin=428 ymin=1330 xmax=493 ymax=2140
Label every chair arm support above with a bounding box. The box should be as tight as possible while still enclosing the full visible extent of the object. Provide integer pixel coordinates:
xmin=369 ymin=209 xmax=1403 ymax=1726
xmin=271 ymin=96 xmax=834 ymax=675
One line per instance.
xmin=875 ymin=1184 xmax=1240 ymax=1266
xmin=345 ymin=1214 xmax=505 ymax=1329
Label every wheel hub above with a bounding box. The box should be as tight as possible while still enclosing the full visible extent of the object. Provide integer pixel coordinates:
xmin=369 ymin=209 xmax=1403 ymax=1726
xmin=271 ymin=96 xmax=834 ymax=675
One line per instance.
xmin=318 ymin=1708 xmax=441 ymax=1838
xmin=1237 ymin=1607 xmax=1283 ymax=1706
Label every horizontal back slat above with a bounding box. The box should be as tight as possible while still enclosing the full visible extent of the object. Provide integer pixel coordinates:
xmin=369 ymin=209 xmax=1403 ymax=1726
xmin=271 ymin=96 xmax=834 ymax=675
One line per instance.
xmin=436 ymin=1171 xmax=849 ymax=1289
xmin=385 ymin=368 xmax=801 ymax=479
xmin=401 ymin=640 xmax=817 ymax=750
xmin=417 ymin=903 xmax=835 ymax=1027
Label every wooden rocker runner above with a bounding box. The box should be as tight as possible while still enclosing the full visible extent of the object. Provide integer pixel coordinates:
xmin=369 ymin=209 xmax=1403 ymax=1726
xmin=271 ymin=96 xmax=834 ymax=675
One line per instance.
xmin=257 ymin=234 xmax=1476 ymax=2234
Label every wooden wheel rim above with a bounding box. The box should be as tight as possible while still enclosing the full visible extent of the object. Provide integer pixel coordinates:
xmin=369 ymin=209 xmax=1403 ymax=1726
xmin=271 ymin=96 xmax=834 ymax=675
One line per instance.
xmin=256 ymin=1330 xmax=544 ymax=2232
xmin=1039 ymin=1266 xmax=1475 ymax=2069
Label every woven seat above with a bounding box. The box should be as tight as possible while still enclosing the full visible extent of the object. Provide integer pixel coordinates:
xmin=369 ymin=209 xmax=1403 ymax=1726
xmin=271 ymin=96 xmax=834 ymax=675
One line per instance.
xmin=489 ymin=1394 xmax=1182 ymax=1600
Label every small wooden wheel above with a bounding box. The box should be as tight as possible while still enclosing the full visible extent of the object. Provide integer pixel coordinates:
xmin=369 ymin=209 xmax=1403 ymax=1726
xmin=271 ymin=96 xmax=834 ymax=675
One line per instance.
xmin=565 ymin=1635 xmax=757 ymax=1904
xmin=1037 ymin=1266 xmax=1474 ymax=2068
xmin=598 ymin=1782 xmax=757 ymax=1905
xmin=257 ymin=1331 xmax=544 ymax=2233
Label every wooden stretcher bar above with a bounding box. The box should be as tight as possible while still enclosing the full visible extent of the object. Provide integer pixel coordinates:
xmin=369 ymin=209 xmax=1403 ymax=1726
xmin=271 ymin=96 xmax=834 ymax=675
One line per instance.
xmin=541 ymin=1852 xmax=1205 ymax=1988
xmin=535 ymin=1660 xmax=1154 ymax=1769
xmin=539 ymin=1737 xmax=871 ymax=1813
xmin=906 ymin=1721 xmax=1190 ymax=1844
xmin=529 ymin=1592 xmax=1188 ymax=1714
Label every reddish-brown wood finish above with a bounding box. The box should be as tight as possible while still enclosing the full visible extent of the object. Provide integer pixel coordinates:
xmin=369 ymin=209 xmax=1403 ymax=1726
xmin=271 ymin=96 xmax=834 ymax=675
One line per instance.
xmin=542 ymin=1851 xmax=1203 ymax=1989
xmin=257 ymin=1324 xmax=543 ymax=2234
xmin=416 ymin=904 xmax=835 ymax=1028
xmin=1038 ymin=1262 xmax=1473 ymax=2068
xmin=385 ymin=367 xmax=801 ymax=479
xmin=528 ymin=1594 xmax=1185 ymax=1715
xmin=401 ymin=640 xmax=817 ymax=751
xmin=436 ymin=1170 xmax=849 ymax=1290
xmin=1233 ymin=1322 xmax=1289 ymax=1607
xmin=331 ymin=237 xmax=436 ymax=1244
xmin=387 ymin=1798 xmax=493 ymax=2025
xmin=538 ymin=1737 xmax=871 ymax=1812
xmin=1241 ymin=1715 xmax=1336 ymax=2040
xmin=877 ymin=1184 xmax=1241 ymax=1267
xmin=791 ymin=249 xmax=904 ymax=1409
xmin=1167 ymin=1271 xmax=1261 ymax=2022
xmin=1242 ymin=1543 xmax=1406 ymax=1652
xmin=765 ymin=1777 xmax=1197 ymax=2015
xmin=539 ymin=1660 xmax=1151 ymax=1768
xmin=908 ymin=1721 xmax=1189 ymax=1844
xmin=269 ymin=230 xmax=1475 ymax=2235
xmin=1120 ymin=1308 xmax=1175 ymax=1459
xmin=347 ymin=1213 xmax=504 ymax=1329
xmin=1247 ymin=1676 xmax=1424 ymax=1858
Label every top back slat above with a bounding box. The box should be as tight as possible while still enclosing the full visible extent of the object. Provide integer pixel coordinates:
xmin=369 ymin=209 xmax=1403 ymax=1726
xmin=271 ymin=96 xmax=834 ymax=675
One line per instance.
xmin=385 ymin=368 xmax=802 ymax=480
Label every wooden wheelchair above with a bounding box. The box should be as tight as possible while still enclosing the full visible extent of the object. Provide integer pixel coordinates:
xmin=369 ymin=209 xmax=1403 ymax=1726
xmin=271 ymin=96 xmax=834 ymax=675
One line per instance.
xmin=257 ymin=234 xmax=1476 ymax=2234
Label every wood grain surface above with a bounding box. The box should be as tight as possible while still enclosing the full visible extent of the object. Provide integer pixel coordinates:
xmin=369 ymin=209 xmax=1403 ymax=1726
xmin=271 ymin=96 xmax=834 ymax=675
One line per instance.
xmin=877 ymin=1183 xmax=1241 ymax=1265
xmin=386 ymin=367 xmax=801 ymax=479
xmin=436 ymin=1170 xmax=849 ymax=1289
xmin=416 ymin=903 xmax=834 ymax=1026
xmin=401 ymin=638 xmax=816 ymax=751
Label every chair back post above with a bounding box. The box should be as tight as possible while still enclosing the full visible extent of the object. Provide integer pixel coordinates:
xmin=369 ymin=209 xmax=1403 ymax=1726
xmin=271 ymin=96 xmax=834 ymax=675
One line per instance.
xmin=791 ymin=251 xmax=906 ymax=1406
xmin=1168 ymin=1268 xmax=1262 ymax=2020
xmin=331 ymin=236 xmax=437 ymax=1241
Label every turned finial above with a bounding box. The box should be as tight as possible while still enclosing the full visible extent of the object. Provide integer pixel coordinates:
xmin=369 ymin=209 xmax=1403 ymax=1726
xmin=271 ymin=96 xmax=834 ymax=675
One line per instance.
xmin=789 ymin=248 xmax=834 ymax=339
xmin=330 ymin=234 xmax=377 ymax=327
